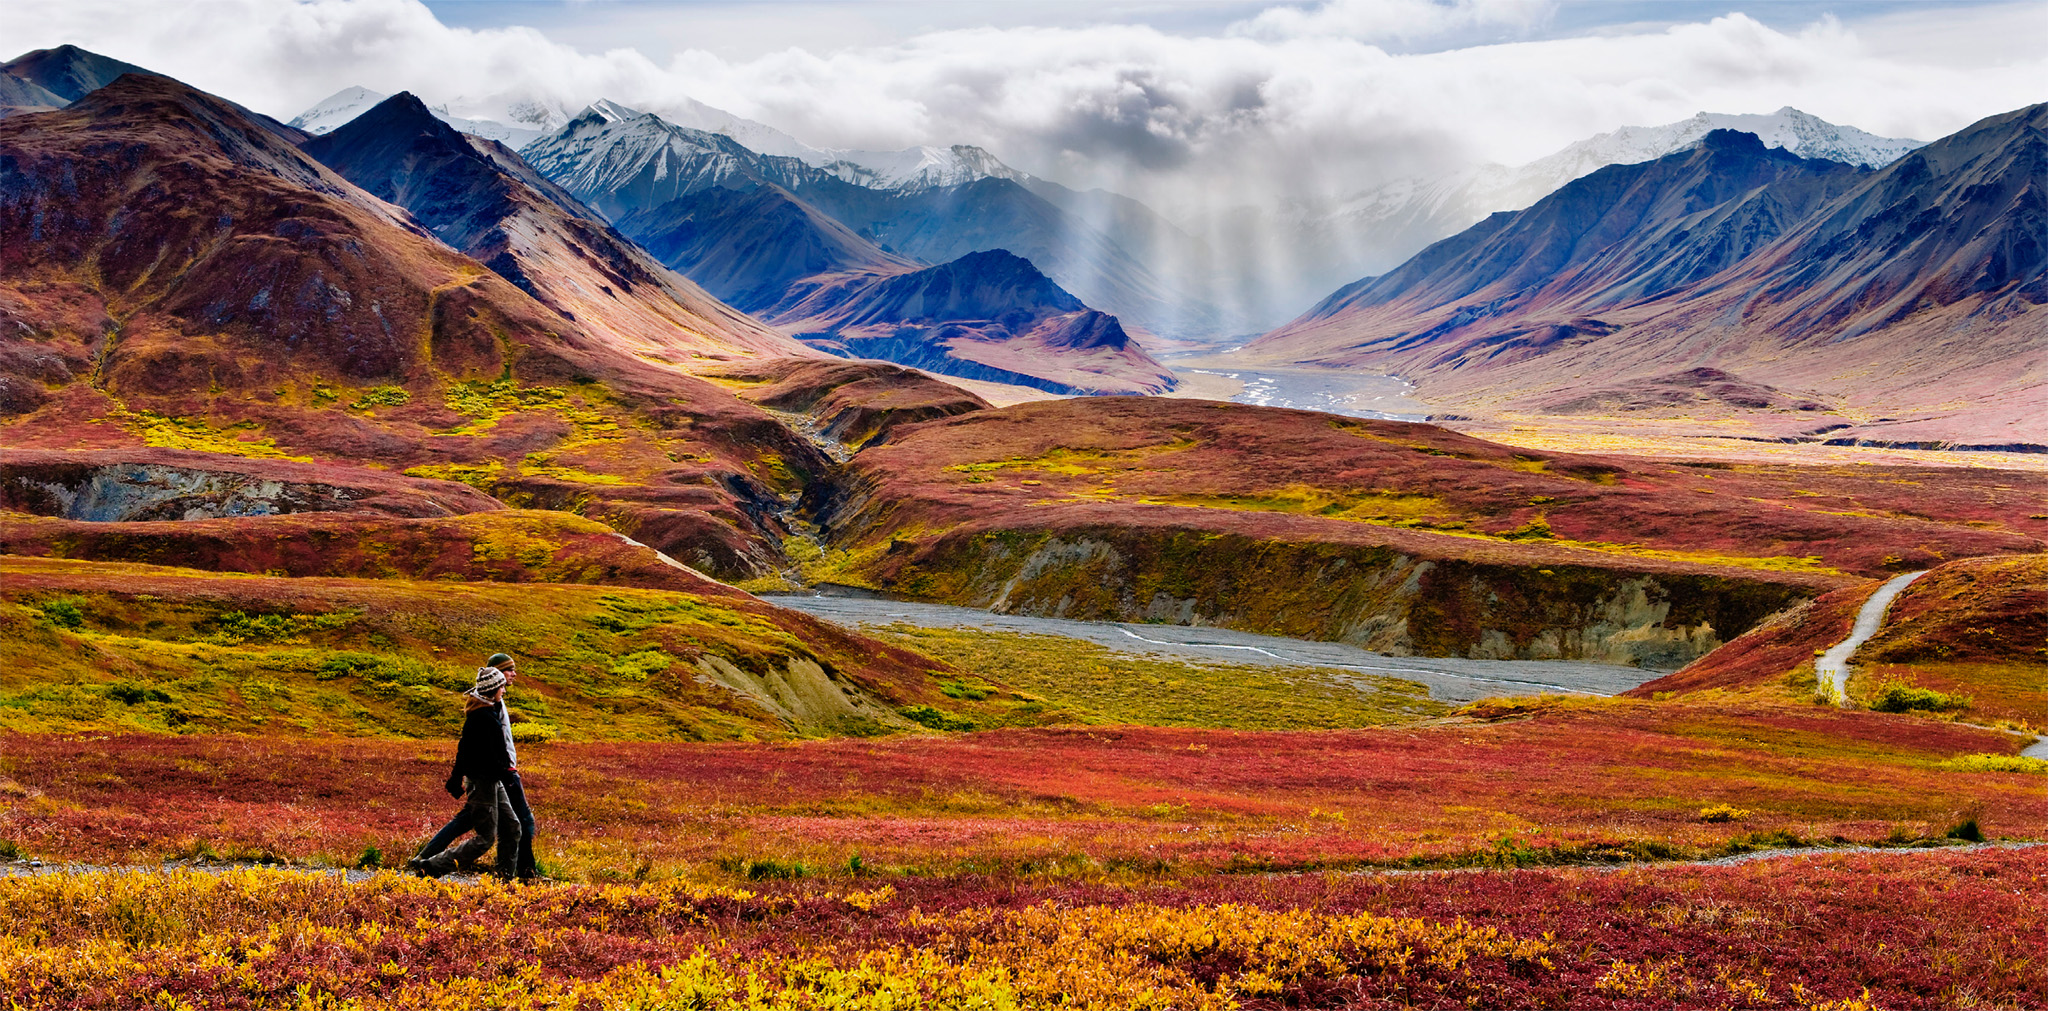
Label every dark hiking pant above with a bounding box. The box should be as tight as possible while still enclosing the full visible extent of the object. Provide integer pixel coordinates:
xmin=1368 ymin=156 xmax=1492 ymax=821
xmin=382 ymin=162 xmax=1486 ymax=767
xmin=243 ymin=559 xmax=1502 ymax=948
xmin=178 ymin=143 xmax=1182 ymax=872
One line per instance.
xmin=499 ymin=771 xmax=538 ymax=880
xmin=416 ymin=779 xmax=516 ymax=875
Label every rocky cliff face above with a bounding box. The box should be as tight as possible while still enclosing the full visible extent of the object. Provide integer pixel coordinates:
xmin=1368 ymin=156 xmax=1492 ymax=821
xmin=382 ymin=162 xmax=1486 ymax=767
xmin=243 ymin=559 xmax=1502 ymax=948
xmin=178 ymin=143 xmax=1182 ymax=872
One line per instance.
xmin=0 ymin=451 xmax=501 ymax=521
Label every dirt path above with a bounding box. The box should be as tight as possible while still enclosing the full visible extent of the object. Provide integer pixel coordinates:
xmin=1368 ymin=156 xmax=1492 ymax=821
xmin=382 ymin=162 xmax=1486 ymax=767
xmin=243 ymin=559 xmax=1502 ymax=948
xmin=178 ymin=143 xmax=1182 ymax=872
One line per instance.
xmin=7 ymin=840 xmax=2042 ymax=884
xmin=1815 ymin=569 xmax=1927 ymax=705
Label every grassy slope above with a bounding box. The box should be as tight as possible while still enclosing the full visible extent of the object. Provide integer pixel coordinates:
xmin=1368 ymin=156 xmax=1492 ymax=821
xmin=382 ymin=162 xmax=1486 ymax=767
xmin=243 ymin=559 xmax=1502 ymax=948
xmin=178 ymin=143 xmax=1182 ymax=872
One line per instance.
xmin=823 ymin=398 xmax=2046 ymax=581
xmin=868 ymin=623 xmax=1446 ymax=730
xmin=0 ymin=74 xmax=845 ymax=580
xmin=0 ymin=555 xmax=987 ymax=741
xmin=1849 ymin=554 xmax=2048 ymax=727
xmin=793 ymin=398 xmax=2045 ymax=665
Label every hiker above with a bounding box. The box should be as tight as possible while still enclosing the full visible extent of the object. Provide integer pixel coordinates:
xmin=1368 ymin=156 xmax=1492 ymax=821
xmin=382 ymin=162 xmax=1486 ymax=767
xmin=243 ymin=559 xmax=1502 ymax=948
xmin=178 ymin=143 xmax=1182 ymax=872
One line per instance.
xmin=479 ymin=652 xmax=540 ymax=882
xmin=408 ymin=655 xmax=537 ymax=881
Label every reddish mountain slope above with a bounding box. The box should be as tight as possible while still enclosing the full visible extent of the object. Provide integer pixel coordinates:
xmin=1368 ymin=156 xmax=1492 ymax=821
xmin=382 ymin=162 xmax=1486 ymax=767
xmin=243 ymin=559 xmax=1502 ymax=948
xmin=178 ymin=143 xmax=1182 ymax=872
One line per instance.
xmin=702 ymin=357 xmax=991 ymax=450
xmin=300 ymin=91 xmax=808 ymax=363
xmin=0 ymin=75 xmax=831 ymax=577
xmin=1252 ymin=111 xmax=2048 ymax=444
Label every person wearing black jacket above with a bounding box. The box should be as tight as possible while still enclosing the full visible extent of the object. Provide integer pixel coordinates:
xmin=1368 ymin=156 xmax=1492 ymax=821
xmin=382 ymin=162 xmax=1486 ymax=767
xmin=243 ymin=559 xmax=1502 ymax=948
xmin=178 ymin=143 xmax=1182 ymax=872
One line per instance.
xmin=408 ymin=658 xmax=538 ymax=881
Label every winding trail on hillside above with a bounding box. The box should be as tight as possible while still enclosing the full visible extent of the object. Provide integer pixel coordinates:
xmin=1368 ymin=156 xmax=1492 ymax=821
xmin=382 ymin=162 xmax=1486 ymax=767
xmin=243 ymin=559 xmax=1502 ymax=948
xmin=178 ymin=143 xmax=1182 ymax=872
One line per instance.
xmin=1815 ymin=570 xmax=1927 ymax=705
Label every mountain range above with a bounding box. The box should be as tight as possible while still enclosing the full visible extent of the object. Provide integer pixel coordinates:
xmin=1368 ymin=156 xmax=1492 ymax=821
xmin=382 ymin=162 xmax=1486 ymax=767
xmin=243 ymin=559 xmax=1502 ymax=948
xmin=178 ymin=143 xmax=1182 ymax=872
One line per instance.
xmin=1224 ymin=108 xmax=1927 ymax=331
xmin=4 ymin=43 xmax=2039 ymax=445
xmin=516 ymin=100 xmax=1208 ymax=343
xmin=2 ymin=43 xmax=2043 ymax=698
xmin=1249 ymin=111 xmax=2048 ymax=444
xmin=764 ymin=249 xmax=1173 ymax=395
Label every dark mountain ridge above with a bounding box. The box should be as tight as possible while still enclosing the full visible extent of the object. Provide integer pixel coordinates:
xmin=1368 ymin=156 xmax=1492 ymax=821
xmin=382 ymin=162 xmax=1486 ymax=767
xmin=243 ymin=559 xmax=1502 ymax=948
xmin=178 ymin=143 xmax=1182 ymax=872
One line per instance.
xmin=1 ymin=45 xmax=309 ymax=139
xmin=1297 ymin=131 xmax=1870 ymax=328
xmin=616 ymin=184 xmax=918 ymax=312
xmin=1 ymin=44 xmax=151 ymax=103
xmin=522 ymin=103 xmax=1176 ymax=392
xmin=768 ymin=250 xmax=1175 ymax=396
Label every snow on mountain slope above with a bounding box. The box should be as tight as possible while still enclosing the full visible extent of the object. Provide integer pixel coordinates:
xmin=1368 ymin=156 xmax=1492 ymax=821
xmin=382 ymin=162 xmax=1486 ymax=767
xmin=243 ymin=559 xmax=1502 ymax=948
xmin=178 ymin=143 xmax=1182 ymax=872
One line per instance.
xmin=604 ymin=95 xmax=1028 ymax=193
xmin=290 ymin=86 xmax=545 ymax=147
xmin=637 ymin=95 xmax=831 ymax=162
xmin=287 ymin=86 xmax=385 ymax=136
xmin=518 ymin=104 xmax=782 ymax=221
xmin=816 ymin=144 xmax=1030 ymax=192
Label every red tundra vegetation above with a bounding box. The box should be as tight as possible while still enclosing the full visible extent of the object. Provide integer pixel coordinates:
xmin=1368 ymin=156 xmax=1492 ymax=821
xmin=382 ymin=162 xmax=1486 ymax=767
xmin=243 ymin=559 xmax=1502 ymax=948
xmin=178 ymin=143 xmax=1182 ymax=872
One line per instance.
xmin=826 ymin=397 xmax=2047 ymax=582
xmin=2 ymin=846 xmax=2043 ymax=1009
xmin=3 ymin=696 xmax=2038 ymax=876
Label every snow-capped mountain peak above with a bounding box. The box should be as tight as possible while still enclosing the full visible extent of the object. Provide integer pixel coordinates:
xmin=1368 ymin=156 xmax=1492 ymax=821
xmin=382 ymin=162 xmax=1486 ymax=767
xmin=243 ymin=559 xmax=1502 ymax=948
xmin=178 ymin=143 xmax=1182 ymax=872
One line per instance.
xmin=583 ymin=98 xmax=645 ymax=125
xmin=287 ymin=86 xmax=387 ymax=136
xmin=1538 ymin=107 xmax=1921 ymax=180
xmin=289 ymin=86 xmax=547 ymax=148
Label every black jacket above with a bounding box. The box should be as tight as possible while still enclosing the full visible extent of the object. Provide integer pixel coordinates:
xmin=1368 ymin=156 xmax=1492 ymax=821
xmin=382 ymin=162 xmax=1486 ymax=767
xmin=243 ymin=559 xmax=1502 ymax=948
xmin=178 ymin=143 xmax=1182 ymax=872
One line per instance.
xmin=445 ymin=699 xmax=513 ymax=795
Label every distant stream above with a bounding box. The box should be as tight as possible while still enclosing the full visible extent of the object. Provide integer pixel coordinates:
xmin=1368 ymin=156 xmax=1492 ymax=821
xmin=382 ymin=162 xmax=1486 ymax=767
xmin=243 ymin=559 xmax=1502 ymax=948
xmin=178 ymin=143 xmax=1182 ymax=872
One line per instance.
xmin=1175 ymin=365 xmax=1432 ymax=421
xmin=765 ymin=593 xmax=1664 ymax=703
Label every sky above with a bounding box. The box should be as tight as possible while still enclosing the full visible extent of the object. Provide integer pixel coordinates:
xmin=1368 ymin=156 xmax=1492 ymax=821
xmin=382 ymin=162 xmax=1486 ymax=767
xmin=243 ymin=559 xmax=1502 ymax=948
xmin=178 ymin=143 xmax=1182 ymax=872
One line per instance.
xmin=3 ymin=0 xmax=2043 ymax=217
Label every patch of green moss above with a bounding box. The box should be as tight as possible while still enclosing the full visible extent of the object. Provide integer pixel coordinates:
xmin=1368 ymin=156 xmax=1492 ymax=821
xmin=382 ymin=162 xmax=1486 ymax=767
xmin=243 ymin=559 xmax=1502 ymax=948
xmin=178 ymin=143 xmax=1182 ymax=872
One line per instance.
xmin=348 ymin=386 xmax=412 ymax=411
xmin=120 ymin=411 xmax=306 ymax=460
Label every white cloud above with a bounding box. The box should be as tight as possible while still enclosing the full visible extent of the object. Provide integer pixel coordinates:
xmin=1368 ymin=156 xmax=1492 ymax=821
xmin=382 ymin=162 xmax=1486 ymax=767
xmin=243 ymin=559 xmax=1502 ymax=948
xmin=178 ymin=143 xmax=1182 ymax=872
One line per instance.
xmin=1231 ymin=0 xmax=1557 ymax=44
xmin=2 ymin=0 xmax=2041 ymax=221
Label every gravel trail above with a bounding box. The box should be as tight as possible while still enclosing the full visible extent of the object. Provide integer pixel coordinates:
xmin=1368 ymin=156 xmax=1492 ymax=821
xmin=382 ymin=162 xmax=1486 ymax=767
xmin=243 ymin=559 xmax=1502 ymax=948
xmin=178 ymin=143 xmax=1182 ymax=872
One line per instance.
xmin=1814 ymin=570 xmax=1927 ymax=705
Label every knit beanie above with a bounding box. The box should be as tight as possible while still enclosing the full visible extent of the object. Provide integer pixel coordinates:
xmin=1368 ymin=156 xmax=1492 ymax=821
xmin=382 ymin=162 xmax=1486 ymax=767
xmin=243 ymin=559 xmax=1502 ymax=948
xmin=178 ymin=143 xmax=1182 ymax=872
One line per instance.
xmin=487 ymin=653 xmax=513 ymax=668
xmin=472 ymin=667 xmax=507 ymax=697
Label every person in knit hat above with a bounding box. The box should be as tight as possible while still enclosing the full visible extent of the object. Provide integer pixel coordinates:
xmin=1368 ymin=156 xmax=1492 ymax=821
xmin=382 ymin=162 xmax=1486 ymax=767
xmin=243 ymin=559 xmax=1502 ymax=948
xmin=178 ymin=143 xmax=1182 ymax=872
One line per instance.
xmin=407 ymin=656 xmax=538 ymax=880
